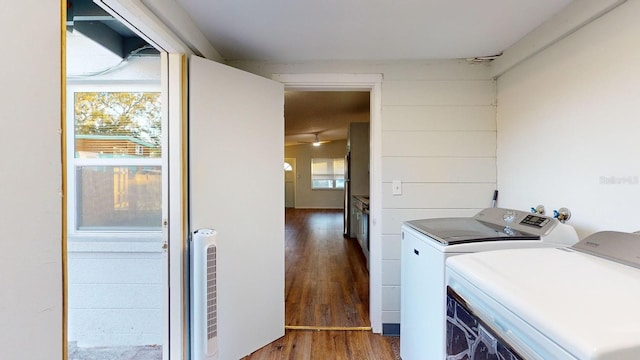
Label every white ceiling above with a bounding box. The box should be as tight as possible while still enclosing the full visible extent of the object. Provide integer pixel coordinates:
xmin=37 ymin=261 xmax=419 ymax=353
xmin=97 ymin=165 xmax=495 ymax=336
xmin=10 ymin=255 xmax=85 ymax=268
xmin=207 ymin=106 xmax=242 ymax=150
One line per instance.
xmin=175 ymin=0 xmax=573 ymax=61
xmin=172 ymin=0 xmax=574 ymax=146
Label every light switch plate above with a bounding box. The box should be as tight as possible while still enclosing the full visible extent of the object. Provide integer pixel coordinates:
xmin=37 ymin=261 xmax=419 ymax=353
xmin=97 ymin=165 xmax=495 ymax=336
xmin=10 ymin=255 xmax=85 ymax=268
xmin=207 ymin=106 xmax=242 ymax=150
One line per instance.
xmin=392 ymin=180 xmax=402 ymax=195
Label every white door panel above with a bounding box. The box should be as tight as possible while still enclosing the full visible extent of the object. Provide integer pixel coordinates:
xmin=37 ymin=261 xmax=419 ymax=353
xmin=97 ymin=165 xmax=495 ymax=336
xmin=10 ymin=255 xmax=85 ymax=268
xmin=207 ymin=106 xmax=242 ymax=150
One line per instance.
xmin=189 ymin=56 xmax=284 ymax=359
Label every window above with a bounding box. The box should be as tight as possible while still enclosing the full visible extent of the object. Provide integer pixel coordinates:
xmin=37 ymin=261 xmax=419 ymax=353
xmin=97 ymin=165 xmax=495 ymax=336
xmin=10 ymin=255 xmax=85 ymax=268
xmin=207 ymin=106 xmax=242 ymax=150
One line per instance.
xmin=311 ymin=158 xmax=345 ymax=189
xmin=67 ymin=85 xmax=162 ymax=231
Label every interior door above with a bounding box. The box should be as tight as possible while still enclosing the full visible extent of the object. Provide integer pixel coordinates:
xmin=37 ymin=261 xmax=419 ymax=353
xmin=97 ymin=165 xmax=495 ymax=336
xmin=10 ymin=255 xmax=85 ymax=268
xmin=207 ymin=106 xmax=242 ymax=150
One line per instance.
xmin=189 ymin=56 xmax=285 ymax=359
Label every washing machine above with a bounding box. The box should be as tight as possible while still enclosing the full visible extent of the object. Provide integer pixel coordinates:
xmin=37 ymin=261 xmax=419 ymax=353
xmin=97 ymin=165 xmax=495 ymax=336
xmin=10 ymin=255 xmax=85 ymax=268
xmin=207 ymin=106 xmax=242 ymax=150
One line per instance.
xmin=400 ymin=207 xmax=579 ymax=360
xmin=446 ymin=230 xmax=640 ymax=360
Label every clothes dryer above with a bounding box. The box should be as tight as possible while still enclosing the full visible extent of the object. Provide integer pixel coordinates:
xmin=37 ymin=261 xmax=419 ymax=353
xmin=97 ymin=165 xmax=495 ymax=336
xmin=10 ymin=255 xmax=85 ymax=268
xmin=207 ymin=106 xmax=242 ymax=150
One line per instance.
xmin=446 ymin=231 xmax=640 ymax=360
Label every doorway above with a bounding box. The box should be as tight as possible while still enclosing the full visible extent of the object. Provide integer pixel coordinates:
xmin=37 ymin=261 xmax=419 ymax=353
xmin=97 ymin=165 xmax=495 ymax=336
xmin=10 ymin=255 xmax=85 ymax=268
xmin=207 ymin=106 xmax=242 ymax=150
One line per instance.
xmin=65 ymin=3 xmax=167 ymax=359
xmin=283 ymin=89 xmax=373 ymax=329
xmin=278 ymin=74 xmax=383 ymax=331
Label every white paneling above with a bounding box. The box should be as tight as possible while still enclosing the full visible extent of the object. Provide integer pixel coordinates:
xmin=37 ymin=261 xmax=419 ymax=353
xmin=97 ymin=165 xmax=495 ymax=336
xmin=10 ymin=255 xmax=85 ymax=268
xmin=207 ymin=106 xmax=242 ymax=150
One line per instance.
xmin=496 ymin=0 xmax=640 ymax=238
xmin=69 ymin=258 xmax=162 ymax=284
xmin=67 ymin=251 xmax=164 ymax=346
xmin=232 ymin=60 xmax=492 ymax=82
xmin=378 ymin=61 xmax=492 ymax=81
xmin=70 ymin=309 xmax=162 ymax=346
xmin=381 ymin=259 xmax=401 ymax=285
xmin=382 ymin=286 xmax=401 ymax=311
xmin=383 ymin=80 xmax=495 ymax=106
xmin=382 ymin=183 xmax=497 ymax=209
xmin=382 ymin=311 xmax=401 ymax=324
xmin=382 ymin=132 xmax=496 ymax=157
xmin=381 ymin=235 xmax=401 ymax=260
xmin=382 ymin=208 xmax=481 ymax=235
xmin=69 ymin=284 xmax=162 ymax=309
xmin=383 ymin=106 xmax=496 ymax=131
xmin=382 ymin=157 xmax=496 ymax=183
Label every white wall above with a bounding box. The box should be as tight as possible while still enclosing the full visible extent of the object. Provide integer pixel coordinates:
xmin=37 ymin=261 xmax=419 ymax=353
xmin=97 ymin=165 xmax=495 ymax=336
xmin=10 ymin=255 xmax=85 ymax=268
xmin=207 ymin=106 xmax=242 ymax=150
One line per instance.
xmin=496 ymin=0 xmax=640 ymax=238
xmin=233 ymin=60 xmax=496 ymax=327
xmin=285 ymin=140 xmax=348 ymax=209
xmin=0 ymin=1 xmax=62 ymax=358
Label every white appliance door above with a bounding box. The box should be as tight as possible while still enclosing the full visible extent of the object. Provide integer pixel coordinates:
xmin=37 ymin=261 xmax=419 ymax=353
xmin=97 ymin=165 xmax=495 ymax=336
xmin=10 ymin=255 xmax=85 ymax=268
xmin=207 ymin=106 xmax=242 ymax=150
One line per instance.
xmin=189 ymin=55 xmax=284 ymax=359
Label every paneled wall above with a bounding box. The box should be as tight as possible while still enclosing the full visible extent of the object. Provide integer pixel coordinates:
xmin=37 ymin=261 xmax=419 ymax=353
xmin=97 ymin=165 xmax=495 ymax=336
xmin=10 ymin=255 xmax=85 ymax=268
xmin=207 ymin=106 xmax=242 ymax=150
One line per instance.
xmin=232 ymin=60 xmax=496 ymax=329
xmin=379 ymin=73 xmax=496 ymax=326
xmin=67 ymin=242 xmax=164 ymax=346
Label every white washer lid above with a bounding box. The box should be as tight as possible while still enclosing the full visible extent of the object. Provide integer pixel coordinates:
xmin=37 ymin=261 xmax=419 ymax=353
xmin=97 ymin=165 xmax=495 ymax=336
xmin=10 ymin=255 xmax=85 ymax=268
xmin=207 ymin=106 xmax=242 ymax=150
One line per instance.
xmin=447 ymin=247 xmax=640 ymax=359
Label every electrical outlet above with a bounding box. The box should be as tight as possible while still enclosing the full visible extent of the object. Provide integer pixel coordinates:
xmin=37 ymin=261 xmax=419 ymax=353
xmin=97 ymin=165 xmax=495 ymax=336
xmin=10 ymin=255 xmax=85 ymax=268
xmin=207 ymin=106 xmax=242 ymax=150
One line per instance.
xmin=392 ymin=180 xmax=402 ymax=195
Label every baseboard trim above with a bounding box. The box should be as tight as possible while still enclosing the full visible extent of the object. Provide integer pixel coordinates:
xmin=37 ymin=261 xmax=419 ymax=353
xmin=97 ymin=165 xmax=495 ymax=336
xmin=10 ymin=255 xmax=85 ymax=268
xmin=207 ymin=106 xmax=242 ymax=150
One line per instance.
xmin=382 ymin=323 xmax=400 ymax=336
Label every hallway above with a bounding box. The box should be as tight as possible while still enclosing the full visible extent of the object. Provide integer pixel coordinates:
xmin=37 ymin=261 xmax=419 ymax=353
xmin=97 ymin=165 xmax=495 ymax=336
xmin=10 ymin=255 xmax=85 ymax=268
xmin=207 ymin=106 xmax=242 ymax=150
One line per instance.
xmin=242 ymin=209 xmax=399 ymax=359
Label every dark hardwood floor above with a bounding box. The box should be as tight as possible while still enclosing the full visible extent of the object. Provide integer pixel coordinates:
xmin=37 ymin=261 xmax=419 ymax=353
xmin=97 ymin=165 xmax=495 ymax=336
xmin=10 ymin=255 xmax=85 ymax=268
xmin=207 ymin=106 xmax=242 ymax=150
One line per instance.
xmin=242 ymin=208 xmax=399 ymax=359
xmin=284 ymin=208 xmax=370 ymax=328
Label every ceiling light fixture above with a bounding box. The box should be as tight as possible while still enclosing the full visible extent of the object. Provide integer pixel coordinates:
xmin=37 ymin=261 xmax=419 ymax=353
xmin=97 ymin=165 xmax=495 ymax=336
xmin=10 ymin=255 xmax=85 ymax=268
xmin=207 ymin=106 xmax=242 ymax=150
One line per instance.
xmin=312 ymin=134 xmax=321 ymax=146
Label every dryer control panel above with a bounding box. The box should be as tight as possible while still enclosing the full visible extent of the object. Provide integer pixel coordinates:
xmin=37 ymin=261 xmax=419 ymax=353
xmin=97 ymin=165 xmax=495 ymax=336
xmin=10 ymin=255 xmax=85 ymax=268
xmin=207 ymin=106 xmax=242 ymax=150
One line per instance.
xmin=572 ymin=231 xmax=640 ymax=269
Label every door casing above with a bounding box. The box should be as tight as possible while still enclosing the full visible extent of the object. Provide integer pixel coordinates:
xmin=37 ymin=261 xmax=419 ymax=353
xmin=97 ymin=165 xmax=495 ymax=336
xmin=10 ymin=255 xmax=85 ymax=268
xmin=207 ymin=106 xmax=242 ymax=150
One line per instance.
xmin=274 ymin=73 xmax=383 ymax=333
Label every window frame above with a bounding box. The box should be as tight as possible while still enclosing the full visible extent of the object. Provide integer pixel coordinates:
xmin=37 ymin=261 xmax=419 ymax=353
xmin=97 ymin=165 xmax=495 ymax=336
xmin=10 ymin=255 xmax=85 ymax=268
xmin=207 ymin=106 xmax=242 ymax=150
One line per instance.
xmin=310 ymin=157 xmax=345 ymax=190
xmin=66 ymin=82 xmax=162 ymax=236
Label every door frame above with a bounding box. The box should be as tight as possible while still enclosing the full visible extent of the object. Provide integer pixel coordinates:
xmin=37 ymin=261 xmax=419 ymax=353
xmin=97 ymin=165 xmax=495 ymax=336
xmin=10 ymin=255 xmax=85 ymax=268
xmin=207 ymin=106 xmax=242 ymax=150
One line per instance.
xmin=93 ymin=1 xmax=193 ymax=359
xmin=273 ymin=73 xmax=383 ymax=333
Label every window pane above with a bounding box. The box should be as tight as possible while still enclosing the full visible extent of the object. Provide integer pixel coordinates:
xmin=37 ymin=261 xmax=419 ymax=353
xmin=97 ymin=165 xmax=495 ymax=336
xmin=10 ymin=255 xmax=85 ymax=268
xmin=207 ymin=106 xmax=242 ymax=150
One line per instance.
xmin=312 ymin=179 xmax=333 ymax=189
xmin=76 ymin=165 xmax=162 ymax=230
xmin=74 ymin=92 xmax=162 ymax=158
xmin=311 ymin=158 xmax=345 ymax=189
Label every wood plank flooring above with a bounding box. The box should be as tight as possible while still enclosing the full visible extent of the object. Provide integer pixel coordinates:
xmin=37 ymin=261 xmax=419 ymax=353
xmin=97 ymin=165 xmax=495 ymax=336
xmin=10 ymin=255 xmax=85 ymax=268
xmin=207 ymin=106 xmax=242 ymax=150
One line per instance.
xmin=242 ymin=208 xmax=399 ymax=359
